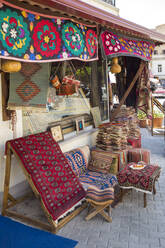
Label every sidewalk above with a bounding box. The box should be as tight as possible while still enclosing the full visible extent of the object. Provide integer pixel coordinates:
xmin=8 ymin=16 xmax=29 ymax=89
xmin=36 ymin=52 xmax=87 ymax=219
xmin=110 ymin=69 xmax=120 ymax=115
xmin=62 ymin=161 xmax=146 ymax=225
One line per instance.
xmin=58 ymin=128 xmax=165 ymax=248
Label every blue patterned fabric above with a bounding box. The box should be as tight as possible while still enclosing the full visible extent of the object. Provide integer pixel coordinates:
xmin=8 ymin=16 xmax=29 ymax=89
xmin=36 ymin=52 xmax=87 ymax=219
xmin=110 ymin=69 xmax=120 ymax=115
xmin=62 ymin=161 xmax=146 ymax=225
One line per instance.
xmin=64 ymin=148 xmax=88 ymax=176
xmin=79 ymin=171 xmax=118 ymax=190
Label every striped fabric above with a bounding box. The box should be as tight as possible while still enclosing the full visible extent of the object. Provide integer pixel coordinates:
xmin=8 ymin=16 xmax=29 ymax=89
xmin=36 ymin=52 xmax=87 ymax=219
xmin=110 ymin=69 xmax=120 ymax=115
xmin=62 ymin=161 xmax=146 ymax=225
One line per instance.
xmin=128 ymin=148 xmax=150 ymax=164
xmin=86 ymin=186 xmax=114 ymax=204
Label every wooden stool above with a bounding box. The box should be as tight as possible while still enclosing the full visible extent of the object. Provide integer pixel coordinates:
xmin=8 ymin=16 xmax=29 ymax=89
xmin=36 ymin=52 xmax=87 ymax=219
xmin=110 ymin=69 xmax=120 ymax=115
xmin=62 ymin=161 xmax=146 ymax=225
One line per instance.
xmin=85 ymin=187 xmax=114 ymax=222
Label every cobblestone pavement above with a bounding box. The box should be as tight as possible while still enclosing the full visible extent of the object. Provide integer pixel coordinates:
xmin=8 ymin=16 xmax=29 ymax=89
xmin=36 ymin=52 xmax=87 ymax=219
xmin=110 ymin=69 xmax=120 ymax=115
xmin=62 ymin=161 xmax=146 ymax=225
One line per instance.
xmin=58 ymin=128 xmax=165 ymax=248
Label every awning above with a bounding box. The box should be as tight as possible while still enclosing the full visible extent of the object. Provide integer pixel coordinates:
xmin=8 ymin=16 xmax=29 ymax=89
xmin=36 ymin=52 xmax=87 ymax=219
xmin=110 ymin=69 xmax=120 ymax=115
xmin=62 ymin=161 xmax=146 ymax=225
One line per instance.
xmin=27 ymin=0 xmax=165 ymax=43
xmin=100 ymin=30 xmax=155 ymax=61
xmin=0 ymin=1 xmax=98 ymax=62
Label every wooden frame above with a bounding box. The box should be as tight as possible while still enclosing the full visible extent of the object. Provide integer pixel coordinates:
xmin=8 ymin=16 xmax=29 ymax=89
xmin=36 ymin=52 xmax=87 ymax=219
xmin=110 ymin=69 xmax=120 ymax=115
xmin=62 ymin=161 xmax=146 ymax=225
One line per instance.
xmin=91 ymin=106 xmax=102 ymax=128
xmin=50 ymin=125 xmax=64 ymax=142
xmin=75 ymin=117 xmax=85 ymax=133
xmin=2 ymin=143 xmax=87 ymax=233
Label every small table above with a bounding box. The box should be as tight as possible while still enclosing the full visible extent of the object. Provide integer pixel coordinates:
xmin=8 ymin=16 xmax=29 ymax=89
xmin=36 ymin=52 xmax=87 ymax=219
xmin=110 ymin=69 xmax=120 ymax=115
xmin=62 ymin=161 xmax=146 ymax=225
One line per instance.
xmin=117 ymin=163 xmax=161 ymax=207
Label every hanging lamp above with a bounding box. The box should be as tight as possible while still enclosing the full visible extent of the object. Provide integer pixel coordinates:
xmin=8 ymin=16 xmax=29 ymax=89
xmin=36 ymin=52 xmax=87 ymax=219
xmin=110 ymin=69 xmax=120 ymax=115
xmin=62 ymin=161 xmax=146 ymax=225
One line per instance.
xmin=110 ymin=57 xmax=121 ymax=74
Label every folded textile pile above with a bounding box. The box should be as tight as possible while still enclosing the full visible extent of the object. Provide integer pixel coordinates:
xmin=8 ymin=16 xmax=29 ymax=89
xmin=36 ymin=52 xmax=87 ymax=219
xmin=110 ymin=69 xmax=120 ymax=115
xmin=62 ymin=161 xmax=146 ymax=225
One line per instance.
xmin=97 ymin=105 xmax=141 ymax=151
xmin=96 ymin=122 xmax=127 ymax=151
xmin=111 ymin=105 xmax=141 ymax=139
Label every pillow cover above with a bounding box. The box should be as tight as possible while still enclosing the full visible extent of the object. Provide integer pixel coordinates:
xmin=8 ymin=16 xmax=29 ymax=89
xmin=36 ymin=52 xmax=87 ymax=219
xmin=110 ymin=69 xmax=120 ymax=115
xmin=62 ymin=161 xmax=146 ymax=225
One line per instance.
xmin=88 ymin=150 xmax=114 ymax=174
xmin=64 ymin=146 xmax=90 ymax=176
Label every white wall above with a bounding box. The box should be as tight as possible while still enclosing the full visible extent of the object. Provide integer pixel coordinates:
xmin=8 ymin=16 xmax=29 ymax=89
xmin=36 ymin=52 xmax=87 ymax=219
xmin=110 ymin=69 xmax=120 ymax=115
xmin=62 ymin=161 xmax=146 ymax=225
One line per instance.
xmin=151 ymin=56 xmax=165 ymax=79
xmin=0 ymin=67 xmax=98 ymax=207
xmin=151 ymin=24 xmax=165 ymax=80
xmin=80 ymin=0 xmax=119 ymax=15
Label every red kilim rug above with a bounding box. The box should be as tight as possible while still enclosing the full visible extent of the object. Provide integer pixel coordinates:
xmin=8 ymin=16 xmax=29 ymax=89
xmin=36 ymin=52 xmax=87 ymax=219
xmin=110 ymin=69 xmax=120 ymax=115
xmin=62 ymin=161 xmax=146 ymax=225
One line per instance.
xmin=6 ymin=131 xmax=86 ymax=221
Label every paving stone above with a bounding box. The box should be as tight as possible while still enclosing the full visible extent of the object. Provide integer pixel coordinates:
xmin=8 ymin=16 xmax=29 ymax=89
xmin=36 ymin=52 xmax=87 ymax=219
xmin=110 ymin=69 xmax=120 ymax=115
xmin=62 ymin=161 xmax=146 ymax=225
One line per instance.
xmin=108 ymin=240 xmax=129 ymax=248
xmin=6 ymin=128 xmax=165 ymax=248
xmin=160 ymin=238 xmax=165 ymax=247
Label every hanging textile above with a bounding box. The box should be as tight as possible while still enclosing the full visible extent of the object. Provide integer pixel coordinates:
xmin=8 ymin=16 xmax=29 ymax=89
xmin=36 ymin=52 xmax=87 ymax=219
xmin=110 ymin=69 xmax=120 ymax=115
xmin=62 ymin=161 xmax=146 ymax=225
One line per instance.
xmin=136 ymin=62 xmax=152 ymax=119
xmin=8 ymin=62 xmax=49 ymax=110
xmin=0 ymin=1 xmax=98 ymax=62
xmin=100 ymin=30 xmax=155 ymax=61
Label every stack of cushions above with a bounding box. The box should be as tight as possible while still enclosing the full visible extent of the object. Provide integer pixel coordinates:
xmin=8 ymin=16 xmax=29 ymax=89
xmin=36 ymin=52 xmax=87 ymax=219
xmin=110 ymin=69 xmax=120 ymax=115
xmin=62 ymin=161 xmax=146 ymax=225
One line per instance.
xmin=96 ymin=123 xmax=128 ymax=151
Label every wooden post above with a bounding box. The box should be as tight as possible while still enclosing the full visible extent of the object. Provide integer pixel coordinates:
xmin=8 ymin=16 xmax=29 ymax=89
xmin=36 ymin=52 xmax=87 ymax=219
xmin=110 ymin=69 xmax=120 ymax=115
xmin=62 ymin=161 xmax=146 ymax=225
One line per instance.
xmin=110 ymin=61 xmax=145 ymax=121
xmin=91 ymin=61 xmax=99 ymax=107
xmin=2 ymin=144 xmax=11 ymax=215
xmin=151 ymin=97 xmax=154 ymax=136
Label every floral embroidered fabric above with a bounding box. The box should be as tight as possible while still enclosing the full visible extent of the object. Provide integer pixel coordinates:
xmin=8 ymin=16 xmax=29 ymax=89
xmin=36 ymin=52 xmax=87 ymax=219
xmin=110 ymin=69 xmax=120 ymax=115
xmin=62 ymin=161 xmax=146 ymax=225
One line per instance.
xmin=0 ymin=1 xmax=98 ymax=62
xmin=101 ymin=30 xmax=155 ymax=61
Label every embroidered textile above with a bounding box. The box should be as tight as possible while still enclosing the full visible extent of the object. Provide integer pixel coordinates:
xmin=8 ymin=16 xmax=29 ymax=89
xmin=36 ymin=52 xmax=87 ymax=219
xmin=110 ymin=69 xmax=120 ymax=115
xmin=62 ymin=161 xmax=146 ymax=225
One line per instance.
xmin=0 ymin=1 xmax=98 ymax=62
xmin=100 ymin=30 xmax=155 ymax=61
xmin=8 ymin=62 xmax=49 ymax=109
xmin=117 ymin=164 xmax=161 ymax=193
xmin=6 ymin=131 xmax=86 ymax=221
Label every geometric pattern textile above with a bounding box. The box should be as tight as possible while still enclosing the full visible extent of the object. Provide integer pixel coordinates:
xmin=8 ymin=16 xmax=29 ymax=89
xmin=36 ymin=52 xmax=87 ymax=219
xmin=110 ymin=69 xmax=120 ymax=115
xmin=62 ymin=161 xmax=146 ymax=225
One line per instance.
xmin=117 ymin=163 xmax=161 ymax=193
xmin=64 ymin=148 xmax=88 ymax=177
xmin=8 ymin=63 xmax=49 ymax=109
xmin=88 ymin=150 xmax=113 ymax=174
xmin=6 ymin=131 xmax=86 ymax=221
xmin=20 ymin=63 xmax=41 ymax=78
xmin=0 ymin=1 xmax=98 ymax=62
xmin=16 ymin=80 xmax=40 ymax=102
xmin=100 ymin=30 xmax=155 ymax=61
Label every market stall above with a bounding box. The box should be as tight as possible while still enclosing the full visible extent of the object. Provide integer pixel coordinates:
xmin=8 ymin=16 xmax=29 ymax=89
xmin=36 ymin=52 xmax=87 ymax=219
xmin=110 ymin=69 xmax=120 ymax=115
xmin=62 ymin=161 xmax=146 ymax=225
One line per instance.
xmin=1 ymin=0 xmax=165 ymax=231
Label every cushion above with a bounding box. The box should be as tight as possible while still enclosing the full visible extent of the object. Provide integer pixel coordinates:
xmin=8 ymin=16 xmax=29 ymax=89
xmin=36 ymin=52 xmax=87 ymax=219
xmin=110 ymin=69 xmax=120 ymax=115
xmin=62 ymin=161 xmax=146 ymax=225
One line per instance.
xmin=127 ymin=136 xmax=141 ymax=148
xmin=88 ymin=150 xmax=118 ymax=174
xmin=64 ymin=146 xmax=90 ymax=176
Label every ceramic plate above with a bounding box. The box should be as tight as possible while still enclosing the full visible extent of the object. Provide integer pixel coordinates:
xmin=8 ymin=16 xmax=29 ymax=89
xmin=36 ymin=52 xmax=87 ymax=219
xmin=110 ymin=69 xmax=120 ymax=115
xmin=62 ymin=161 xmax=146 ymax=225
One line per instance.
xmin=130 ymin=164 xmax=146 ymax=170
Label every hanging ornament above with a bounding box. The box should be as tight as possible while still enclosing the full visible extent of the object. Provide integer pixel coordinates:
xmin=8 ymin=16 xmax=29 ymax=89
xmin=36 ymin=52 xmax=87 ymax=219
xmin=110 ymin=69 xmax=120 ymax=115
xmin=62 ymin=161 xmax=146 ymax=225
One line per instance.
xmin=51 ymin=75 xmax=61 ymax=89
xmin=110 ymin=57 xmax=121 ymax=74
